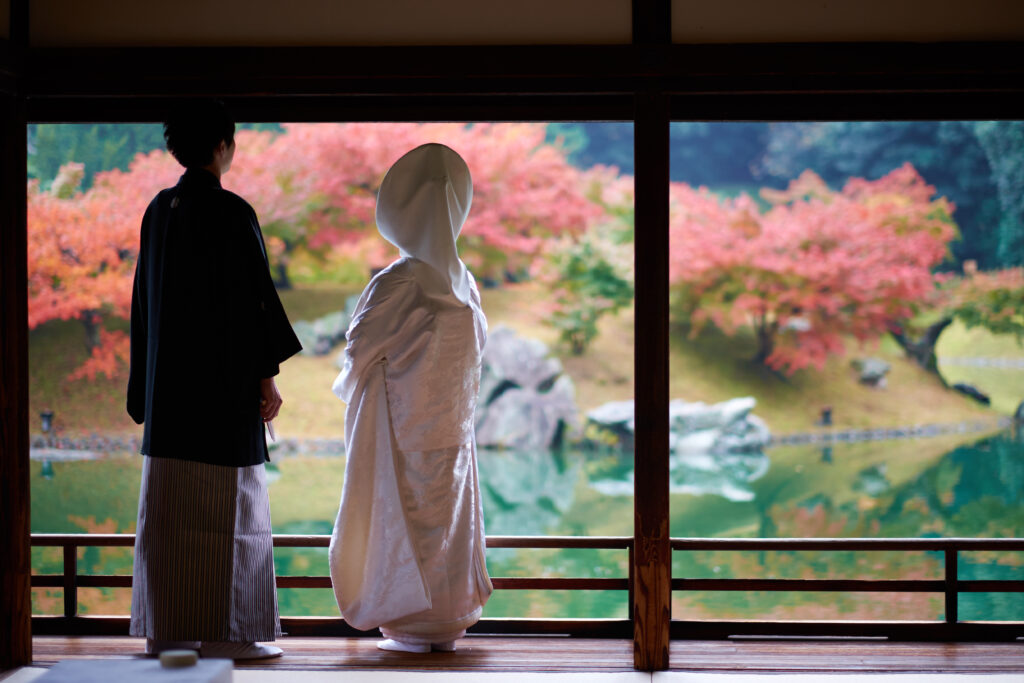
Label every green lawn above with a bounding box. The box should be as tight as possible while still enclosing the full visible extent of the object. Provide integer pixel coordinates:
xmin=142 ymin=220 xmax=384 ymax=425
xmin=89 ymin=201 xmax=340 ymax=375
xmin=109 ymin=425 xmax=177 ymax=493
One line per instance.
xmin=28 ymin=282 xmax=1012 ymax=440
xmin=936 ymin=320 xmax=1024 ymax=415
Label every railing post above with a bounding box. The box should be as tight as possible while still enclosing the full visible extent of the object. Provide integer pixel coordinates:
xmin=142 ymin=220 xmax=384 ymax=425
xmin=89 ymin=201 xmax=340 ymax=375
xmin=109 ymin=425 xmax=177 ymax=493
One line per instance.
xmin=63 ymin=545 xmax=78 ymax=619
xmin=945 ymin=548 xmax=958 ymax=626
xmin=627 ymin=543 xmax=635 ymax=617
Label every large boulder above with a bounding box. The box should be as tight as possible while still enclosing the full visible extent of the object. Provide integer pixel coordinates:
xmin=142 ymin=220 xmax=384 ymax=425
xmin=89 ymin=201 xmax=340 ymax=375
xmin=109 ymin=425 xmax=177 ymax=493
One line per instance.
xmin=478 ymin=326 xmax=563 ymax=406
xmin=588 ymin=396 xmax=771 ymax=454
xmin=585 ymin=400 xmax=635 ymax=451
xmin=475 ymin=326 xmax=579 ymax=451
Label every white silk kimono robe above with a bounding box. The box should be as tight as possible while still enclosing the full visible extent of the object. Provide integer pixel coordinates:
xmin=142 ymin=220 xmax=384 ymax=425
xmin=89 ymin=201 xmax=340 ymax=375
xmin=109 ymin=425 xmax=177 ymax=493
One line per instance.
xmin=329 ymin=143 xmax=492 ymax=645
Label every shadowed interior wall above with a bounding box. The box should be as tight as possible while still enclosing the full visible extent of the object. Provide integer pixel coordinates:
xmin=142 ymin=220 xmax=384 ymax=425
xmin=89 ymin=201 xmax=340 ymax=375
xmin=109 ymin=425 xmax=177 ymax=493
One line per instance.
xmin=27 ymin=0 xmax=1024 ymax=47
xmin=672 ymin=0 xmax=1024 ymax=42
xmin=30 ymin=0 xmax=632 ymax=46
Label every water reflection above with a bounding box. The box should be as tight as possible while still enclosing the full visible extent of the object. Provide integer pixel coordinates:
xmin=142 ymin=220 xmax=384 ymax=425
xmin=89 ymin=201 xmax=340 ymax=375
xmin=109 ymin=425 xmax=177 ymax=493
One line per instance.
xmin=27 ymin=429 xmax=1024 ymax=620
xmin=477 ymin=448 xmax=582 ymax=535
xmin=589 ymin=450 xmax=769 ymax=502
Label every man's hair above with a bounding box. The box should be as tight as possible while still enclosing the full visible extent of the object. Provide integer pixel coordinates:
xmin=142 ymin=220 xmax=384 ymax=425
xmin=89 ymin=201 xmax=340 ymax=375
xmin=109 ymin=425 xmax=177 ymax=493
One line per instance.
xmin=163 ymin=99 xmax=236 ymax=169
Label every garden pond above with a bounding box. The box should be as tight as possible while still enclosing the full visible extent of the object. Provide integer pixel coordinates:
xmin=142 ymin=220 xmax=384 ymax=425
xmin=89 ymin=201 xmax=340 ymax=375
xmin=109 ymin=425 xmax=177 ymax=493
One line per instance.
xmin=30 ymin=429 xmax=1024 ymax=623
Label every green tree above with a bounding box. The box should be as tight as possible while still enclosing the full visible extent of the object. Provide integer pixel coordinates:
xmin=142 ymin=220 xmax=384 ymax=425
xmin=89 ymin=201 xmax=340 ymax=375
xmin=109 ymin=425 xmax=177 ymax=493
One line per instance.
xmin=546 ymin=122 xmax=635 ymax=175
xmin=28 ymin=122 xmax=283 ymax=190
xmin=28 ymin=124 xmax=165 ymax=191
xmin=758 ymin=121 xmax=1003 ymax=269
xmin=891 ymin=268 xmax=1024 ymax=377
xmin=973 ymin=121 xmax=1024 ymax=267
xmin=538 ymin=169 xmax=634 ymax=355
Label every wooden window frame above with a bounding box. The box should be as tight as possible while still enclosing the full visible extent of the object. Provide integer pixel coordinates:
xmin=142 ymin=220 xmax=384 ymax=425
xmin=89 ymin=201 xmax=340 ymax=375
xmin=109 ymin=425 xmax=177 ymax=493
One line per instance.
xmin=3 ymin=0 xmax=1023 ymax=673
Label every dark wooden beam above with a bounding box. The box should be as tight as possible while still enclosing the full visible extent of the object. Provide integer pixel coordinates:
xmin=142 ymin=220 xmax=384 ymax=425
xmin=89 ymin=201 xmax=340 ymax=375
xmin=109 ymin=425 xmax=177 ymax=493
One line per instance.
xmin=633 ymin=0 xmax=671 ymax=45
xmin=18 ymin=42 xmax=1024 ymax=102
xmin=0 ymin=92 xmax=30 ymax=672
xmin=632 ymin=89 xmax=671 ymax=671
xmin=24 ymin=88 xmax=1024 ymax=126
xmin=26 ymin=94 xmax=636 ymax=124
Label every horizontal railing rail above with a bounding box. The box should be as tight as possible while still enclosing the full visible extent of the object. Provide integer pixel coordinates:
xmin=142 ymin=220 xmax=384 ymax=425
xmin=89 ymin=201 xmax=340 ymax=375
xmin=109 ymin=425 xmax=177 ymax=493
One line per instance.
xmin=671 ymin=537 xmax=1024 ymax=551
xmin=30 ymin=533 xmax=634 ymax=638
xmin=29 ymin=534 xmax=1024 ymax=640
xmin=670 ymin=536 xmax=1024 ymax=640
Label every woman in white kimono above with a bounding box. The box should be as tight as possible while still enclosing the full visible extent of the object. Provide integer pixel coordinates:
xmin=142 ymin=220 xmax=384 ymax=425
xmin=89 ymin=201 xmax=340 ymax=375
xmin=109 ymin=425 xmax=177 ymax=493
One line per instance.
xmin=329 ymin=143 xmax=493 ymax=653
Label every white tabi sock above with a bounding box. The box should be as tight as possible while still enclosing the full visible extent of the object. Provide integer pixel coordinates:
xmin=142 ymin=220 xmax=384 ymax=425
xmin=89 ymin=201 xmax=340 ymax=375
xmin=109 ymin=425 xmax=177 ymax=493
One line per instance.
xmin=377 ymin=638 xmax=431 ymax=653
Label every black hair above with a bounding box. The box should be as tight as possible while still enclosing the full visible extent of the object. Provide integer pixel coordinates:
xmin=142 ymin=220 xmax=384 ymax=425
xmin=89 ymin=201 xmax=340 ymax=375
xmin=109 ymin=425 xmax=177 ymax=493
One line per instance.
xmin=163 ymin=99 xmax=236 ymax=169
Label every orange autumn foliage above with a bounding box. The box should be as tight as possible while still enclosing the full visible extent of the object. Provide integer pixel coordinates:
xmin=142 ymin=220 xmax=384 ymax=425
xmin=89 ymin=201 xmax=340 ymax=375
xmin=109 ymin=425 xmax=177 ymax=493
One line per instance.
xmin=28 ymin=124 xmax=603 ymax=380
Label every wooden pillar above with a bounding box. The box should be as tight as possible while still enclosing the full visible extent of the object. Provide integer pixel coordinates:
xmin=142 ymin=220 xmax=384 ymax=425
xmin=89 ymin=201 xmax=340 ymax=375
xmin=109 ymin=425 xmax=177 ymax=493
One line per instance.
xmin=0 ymin=92 xmax=30 ymax=672
xmin=631 ymin=88 xmax=671 ymax=671
xmin=0 ymin=0 xmax=30 ymax=669
xmin=630 ymin=2 xmax=672 ymax=671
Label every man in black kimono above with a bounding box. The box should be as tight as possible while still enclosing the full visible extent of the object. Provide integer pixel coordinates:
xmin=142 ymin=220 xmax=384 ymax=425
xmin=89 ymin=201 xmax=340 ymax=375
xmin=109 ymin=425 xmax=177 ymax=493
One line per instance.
xmin=127 ymin=100 xmax=302 ymax=660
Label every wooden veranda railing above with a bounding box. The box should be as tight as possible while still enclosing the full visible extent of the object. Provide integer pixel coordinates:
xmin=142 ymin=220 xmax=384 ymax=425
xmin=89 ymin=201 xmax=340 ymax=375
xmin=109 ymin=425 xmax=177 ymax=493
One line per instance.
xmin=29 ymin=534 xmax=1024 ymax=641
xmin=30 ymin=534 xmax=634 ymax=638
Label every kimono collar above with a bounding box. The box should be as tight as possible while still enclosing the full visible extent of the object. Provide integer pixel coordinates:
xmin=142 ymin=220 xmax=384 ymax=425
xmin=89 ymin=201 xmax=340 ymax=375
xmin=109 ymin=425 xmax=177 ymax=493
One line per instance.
xmin=178 ymin=167 xmax=222 ymax=189
xmin=375 ymin=143 xmax=473 ymax=304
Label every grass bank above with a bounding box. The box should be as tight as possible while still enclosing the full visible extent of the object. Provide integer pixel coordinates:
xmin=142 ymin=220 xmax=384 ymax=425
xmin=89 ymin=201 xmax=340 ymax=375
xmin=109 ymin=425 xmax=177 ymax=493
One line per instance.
xmin=28 ymin=282 xmax=1011 ymax=440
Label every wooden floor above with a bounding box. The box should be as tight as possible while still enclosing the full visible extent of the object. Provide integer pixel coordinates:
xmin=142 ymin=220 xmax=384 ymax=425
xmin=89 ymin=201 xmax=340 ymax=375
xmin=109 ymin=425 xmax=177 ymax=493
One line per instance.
xmin=26 ymin=636 xmax=1024 ymax=673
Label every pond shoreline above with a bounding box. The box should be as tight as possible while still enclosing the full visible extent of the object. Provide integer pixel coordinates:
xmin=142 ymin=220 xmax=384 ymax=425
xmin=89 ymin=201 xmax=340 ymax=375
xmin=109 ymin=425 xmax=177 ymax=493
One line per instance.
xmin=28 ymin=415 xmax=1016 ymax=460
xmin=771 ymin=416 xmax=1013 ymax=447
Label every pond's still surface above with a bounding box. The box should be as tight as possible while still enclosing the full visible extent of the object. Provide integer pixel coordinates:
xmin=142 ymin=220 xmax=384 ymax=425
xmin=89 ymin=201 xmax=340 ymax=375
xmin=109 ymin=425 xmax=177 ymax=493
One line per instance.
xmin=30 ymin=430 xmax=1024 ymax=622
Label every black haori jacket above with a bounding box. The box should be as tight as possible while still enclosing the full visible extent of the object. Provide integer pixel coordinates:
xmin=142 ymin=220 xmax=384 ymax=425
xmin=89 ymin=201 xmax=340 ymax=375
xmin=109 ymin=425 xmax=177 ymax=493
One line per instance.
xmin=127 ymin=168 xmax=302 ymax=467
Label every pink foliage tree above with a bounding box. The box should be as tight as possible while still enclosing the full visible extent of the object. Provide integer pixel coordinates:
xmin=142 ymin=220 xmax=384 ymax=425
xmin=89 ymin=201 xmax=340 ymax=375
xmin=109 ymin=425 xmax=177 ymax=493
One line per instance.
xmin=669 ymin=164 xmax=957 ymax=374
xmin=27 ymin=154 xmax=179 ymax=380
xmin=28 ymin=123 xmax=603 ymax=379
xmin=227 ymin=123 xmax=602 ymax=286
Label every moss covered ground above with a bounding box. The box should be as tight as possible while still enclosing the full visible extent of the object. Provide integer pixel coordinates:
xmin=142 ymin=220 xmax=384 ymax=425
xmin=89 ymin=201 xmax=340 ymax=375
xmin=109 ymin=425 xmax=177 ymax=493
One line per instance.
xmin=28 ymin=282 xmax=1014 ymax=440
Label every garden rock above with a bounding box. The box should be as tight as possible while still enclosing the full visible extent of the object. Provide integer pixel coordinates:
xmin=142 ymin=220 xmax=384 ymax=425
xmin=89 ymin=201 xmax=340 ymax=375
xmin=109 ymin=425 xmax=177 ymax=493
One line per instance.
xmin=298 ymin=295 xmax=361 ymax=358
xmin=1015 ymin=400 xmax=1024 ymax=423
xmin=587 ymin=396 xmax=772 ymax=455
xmin=586 ymin=400 xmax=635 ymax=449
xmin=475 ymin=326 xmax=579 ymax=451
xmin=852 ymin=357 xmax=891 ymax=387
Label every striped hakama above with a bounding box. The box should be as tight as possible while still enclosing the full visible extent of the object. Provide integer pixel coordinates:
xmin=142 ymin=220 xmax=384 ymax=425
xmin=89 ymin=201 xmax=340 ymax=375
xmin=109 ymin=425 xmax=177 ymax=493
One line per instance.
xmin=130 ymin=455 xmax=281 ymax=642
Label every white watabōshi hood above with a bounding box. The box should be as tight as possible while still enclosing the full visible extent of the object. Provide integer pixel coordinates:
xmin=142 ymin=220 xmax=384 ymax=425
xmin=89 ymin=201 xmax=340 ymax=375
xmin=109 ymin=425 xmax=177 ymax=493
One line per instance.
xmin=375 ymin=143 xmax=473 ymax=303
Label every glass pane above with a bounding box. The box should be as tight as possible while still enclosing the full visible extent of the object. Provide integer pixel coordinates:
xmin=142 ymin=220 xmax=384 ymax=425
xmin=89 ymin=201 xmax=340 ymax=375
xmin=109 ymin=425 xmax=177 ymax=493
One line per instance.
xmin=28 ymin=121 xmax=635 ymax=620
xmin=668 ymin=120 xmax=1024 ymax=621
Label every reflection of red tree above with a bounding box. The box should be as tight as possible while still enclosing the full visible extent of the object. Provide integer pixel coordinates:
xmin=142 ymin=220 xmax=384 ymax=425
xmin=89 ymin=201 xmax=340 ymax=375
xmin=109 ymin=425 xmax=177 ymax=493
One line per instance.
xmin=670 ymin=165 xmax=957 ymax=374
xmin=672 ymin=501 xmax=946 ymax=621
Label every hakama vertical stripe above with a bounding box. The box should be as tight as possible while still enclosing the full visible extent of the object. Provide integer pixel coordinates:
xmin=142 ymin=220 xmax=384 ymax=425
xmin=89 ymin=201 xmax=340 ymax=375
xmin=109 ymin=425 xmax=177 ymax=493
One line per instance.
xmin=130 ymin=455 xmax=280 ymax=642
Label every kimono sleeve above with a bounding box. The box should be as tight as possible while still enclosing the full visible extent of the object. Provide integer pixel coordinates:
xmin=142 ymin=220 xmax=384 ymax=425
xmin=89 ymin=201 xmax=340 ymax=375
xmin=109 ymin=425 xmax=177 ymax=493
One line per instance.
xmin=331 ymin=270 xmax=413 ymax=403
xmin=240 ymin=206 xmax=303 ymax=378
xmin=126 ymin=206 xmax=151 ymax=424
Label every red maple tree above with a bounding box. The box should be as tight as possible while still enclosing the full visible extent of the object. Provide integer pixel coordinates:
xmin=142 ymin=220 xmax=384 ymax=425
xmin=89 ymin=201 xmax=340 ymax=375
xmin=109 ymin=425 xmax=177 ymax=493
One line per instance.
xmin=28 ymin=124 xmax=602 ymax=379
xmin=669 ymin=164 xmax=957 ymax=374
